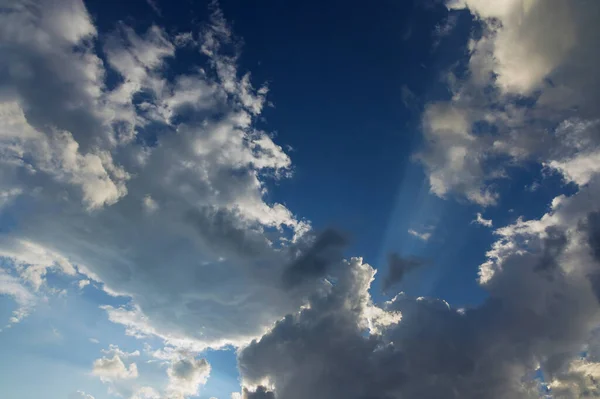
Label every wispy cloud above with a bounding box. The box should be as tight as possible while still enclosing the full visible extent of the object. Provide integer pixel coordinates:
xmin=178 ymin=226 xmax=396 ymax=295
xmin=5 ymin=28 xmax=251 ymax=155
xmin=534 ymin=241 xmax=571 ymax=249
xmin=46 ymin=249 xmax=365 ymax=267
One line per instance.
xmin=408 ymin=228 xmax=432 ymax=241
xmin=146 ymin=0 xmax=162 ymax=16
xmin=472 ymin=212 xmax=493 ymax=227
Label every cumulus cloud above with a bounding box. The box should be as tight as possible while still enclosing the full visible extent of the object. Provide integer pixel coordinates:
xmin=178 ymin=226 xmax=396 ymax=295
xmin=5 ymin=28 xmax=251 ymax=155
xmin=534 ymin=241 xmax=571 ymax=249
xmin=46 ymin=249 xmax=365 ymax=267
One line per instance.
xmin=130 ymin=387 xmax=161 ymax=399
xmin=417 ymin=0 xmax=600 ymax=205
xmin=238 ymin=183 xmax=600 ymax=398
xmin=0 ymin=0 xmax=321 ymax=351
xmin=382 ymin=253 xmax=424 ymax=292
xmin=166 ymin=356 xmax=211 ymax=398
xmin=78 ymin=279 xmax=91 ymax=289
xmin=92 ymin=354 xmax=139 ymax=381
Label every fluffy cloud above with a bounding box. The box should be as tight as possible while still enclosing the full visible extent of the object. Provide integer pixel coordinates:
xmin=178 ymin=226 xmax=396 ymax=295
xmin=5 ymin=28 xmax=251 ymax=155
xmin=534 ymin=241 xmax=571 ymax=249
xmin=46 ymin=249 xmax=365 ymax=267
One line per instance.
xmin=0 ymin=0 xmax=320 ymax=351
xmin=472 ymin=212 xmax=493 ymax=227
xmin=130 ymin=387 xmax=161 ymax=399
xmin=417 ymin=0 xmax=600 ymax=205
xmin=92 ymin=354 xmax=139 ymax=381
xmin=92 ymin=347 xmax=143 ymax=398
xmin=166 ymin=356 xmax=211 ymax=398
xmin=4 ymin=1 xmax=600 ymax=399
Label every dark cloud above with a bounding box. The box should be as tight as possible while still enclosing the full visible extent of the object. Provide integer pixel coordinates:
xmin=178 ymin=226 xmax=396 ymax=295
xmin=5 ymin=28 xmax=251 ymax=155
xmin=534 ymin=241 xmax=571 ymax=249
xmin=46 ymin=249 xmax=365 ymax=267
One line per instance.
xmin=238 ymin=226 xmax=600 ymax=399
xmin=382 ymin=253 xmax=425 ymax=292
xmin=0 ymin=0 xmax=112 ymax=150
xmin=243 ymin=386 xmax=275 ymax=399
xmin=0 ymin=0 xmax=319 ymax=348
xmin=535 ymin=226 xmax=568 ymax=273
xmin=282 ymin=229 xmax=348 ymax=288
xmin=587 ymin=212 xmax=600 ymax=262
xmin=186 ymin=207 xmax=272 ymax=259
xmin=584 ymin=212 xmax=600 ymax=303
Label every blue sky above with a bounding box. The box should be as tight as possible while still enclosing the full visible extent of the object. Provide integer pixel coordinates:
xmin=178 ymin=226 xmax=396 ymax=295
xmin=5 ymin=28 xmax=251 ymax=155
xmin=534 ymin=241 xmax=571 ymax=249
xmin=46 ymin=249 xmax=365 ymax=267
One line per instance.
xmin=1 ymin=0 xmax=600 ymax=398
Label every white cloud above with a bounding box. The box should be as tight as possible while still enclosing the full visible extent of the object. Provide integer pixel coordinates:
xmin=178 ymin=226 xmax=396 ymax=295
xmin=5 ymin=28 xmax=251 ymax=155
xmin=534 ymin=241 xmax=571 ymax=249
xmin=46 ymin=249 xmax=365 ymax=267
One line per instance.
xmin=416 ymin=0 xmax=600 ymax=205
xmin=472 ymin=212 xmax=493 ymax=227
xmin=145 ymin=0 xmax=162 ymax=16
xmin=546 ymin=150 xmax=600 ymax=186
xmin=92 ymin=354 xmax=139 ymax=381
xmin=142 ymin=195 xmax=159 ymax=213
xmin=449 ymin=0 xmax=577 ymax=95
xmin=0 ymin=238 xmax=77 ymax=290
xmin=78 ymin=279 xmax=91 ymax=290
xmin=1 ymin=2 xmax=599 ymax=399
xmin=131 ymin=386 xmax=161 ymax=399
xmin=0 ymin=268 xmax=35 ymax=328
xmin=408 ymin=229 xmax=432 ymax=241
xmin=415 ymin=102 xmax=498 ymax=206
xmin=0 ymin=102 xmax=129 ymax=210
xmin=0 ymin=0 xmax=321 ymax=353
xmin=102 ymin=344 xmax=141 ymax=359
xmin=166 ymin=356 xmax=211 ymax=398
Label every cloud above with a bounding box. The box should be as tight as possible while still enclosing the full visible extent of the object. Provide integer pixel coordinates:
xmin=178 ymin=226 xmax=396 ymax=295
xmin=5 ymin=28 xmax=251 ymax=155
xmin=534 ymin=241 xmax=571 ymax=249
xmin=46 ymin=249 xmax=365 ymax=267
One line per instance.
xmin=130 ymin=387 xmax=161 ymax=399
xmin=448 ymin=0 xmax=578 ymax=95
xmin=0 ymin=238 xmax=77 ymax=291
xmin=416 ymin=0 xmax=600 ymax=205
xmin=78 ymin=279 xmax=91 ymax=289
xmin=472 ymin=212 xmax=493 ymax=227
xmin=0 ymin=268 xmax=35 ymax=328
xmin=4 ymin=2 xmax=600 ymax=399
xmin=238 ymin=182 xmax=600 ymax=398
xmin=145 ymin=0 xmax=162 ymax=16
xmin=69 ymin=391 xmax=96 ymax=399
xmin=0 ymin=0 xmax=322 ymax=351
xmin=102 ymin=344 xmax=141 ymax=359
xmin=382 ymin=253 xmax=425 ymax=292
xmin=546 ymin=150 xmax=600 ymax=187
xmin=408 ymin=228 xmax=432 ymax=241
xmin=166 ymin=356 xmax=211 ymax=398
xmin=92 ymin=354 xmax=139 ymax=381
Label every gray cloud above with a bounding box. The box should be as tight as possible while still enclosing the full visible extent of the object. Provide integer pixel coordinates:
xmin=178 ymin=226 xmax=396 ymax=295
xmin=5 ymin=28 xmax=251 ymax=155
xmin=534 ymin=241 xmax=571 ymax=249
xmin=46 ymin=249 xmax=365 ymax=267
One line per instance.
xmin=382 ymin=253 xmax=425 ymax=292
xmin=238 ymin=179 xmax=600 ymax=398
xmin=238 ymin=249 xmax=600 ymax=399
xmin=0 ymin=0 xmax=316 ymax=349
xmin=282 ymin=229 xmax=347 ymax=288
xmin=242 ymin=386 xmax=276 ymax=399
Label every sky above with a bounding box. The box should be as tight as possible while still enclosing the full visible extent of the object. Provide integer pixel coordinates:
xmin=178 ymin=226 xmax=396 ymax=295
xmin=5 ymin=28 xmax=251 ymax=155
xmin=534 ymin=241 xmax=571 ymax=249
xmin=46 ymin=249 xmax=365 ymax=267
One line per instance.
xmin=1 ymin=0 xmax=600 ymax=398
